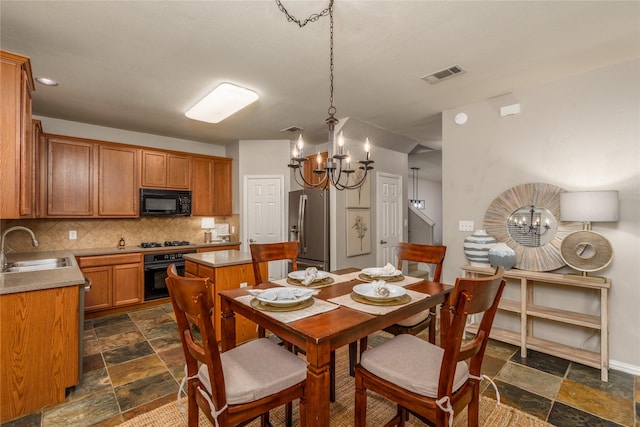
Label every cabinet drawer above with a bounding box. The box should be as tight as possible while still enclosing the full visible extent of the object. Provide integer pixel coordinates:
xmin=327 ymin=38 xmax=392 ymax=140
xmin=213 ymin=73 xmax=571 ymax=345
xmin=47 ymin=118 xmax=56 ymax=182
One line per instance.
xmin=77 ymin=253 xmax=142 ymax=268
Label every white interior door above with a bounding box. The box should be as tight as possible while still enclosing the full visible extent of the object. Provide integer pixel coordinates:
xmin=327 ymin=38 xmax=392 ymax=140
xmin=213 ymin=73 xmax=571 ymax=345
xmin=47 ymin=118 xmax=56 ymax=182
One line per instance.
xmin=376 ymin=173 xmax=402 ymax=267
xmin=244 ymin=176 xmax=285 ymax=280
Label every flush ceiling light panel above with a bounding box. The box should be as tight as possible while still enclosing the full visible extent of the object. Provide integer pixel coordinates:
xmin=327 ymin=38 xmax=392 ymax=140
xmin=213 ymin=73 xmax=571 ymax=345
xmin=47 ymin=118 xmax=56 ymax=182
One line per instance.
xmin=185 ymin=82 xmax=258 ymax=123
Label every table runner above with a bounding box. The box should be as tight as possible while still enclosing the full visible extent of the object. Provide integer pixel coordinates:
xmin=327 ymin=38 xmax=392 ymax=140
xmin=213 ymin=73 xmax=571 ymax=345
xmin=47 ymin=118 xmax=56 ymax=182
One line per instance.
xmin=327 ymin=289 xmax=430 ymax=316
xmin=235 ymin=295 xmax=340 ymax=323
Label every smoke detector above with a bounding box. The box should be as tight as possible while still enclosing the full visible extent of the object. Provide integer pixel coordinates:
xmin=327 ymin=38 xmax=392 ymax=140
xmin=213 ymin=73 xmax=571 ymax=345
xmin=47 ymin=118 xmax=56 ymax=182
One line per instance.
xmin=422 ymin=65 xmax=465 ymax=84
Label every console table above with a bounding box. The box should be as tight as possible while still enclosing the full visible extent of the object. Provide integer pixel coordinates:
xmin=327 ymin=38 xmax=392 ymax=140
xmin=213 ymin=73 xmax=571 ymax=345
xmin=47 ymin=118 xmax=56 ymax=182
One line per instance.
xmin=461 ymin=264 xmax=610 ymax=381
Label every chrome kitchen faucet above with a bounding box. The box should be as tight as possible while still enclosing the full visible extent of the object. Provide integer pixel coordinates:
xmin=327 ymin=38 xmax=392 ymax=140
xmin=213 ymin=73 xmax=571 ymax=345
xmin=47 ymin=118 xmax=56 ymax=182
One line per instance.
xmin=0 ymin=226 xmax=39 ymax=270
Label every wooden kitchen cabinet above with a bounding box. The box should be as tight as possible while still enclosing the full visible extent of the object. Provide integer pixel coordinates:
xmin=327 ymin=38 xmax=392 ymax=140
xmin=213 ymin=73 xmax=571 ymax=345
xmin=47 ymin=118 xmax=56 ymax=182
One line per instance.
xmin=185 ymin=256 xmax=262 ymax=344
xmin=99 ymin=144 xmax=139 ymax=216
xmin=78 ymin=253 xmax=143 ymax=312
xmin=44 ymin=134 xmax=139 ymax=218
xmin=46 ymin=136 xmax=94 ymax=216
xmin=0 ymin=51 xmax=35 ymax=219
xmin=1 ymin=285 xmax=79 ymax=422
xmin=192 ymin=155 xmax=233 ymax=216
xmin=141 ymin=149 xmax=190 ymax=189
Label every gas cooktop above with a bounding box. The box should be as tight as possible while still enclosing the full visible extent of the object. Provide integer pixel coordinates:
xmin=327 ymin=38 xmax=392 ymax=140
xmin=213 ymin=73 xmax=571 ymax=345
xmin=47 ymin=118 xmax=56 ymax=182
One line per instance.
xmin=139 ymin=241 xmax=191 ymax=248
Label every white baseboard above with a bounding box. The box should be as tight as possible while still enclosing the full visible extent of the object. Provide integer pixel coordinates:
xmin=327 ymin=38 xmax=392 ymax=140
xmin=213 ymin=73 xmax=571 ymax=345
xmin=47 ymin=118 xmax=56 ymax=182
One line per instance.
xmin=609 ymin=359 xmax=640 ymax=377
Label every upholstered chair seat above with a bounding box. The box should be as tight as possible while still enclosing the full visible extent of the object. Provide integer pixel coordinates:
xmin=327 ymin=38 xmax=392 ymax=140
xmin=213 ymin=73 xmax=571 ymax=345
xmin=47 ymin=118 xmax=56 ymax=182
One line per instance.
xmin=198 ymin=338 xmax=307 ymax=405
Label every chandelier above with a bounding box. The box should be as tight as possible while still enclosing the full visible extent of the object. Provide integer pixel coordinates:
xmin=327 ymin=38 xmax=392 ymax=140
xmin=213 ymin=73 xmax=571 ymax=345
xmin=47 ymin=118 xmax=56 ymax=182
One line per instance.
xmin=508 ymin=206 xmax=551 ymax=238
xmin=277 ymin=0 xmax=374 ymax=190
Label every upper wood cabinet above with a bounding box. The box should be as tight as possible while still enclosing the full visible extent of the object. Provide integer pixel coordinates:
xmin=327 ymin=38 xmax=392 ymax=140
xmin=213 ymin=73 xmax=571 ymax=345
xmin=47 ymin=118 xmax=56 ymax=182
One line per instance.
xmin=192 ymin=156 xmax=232 ymax=216
xmin=45 ymin=134 xmax=139 ymax=218
xmin=99 ymin=144 xmax=139 ymax=216
xmin=141 ymin=149 xmax=190 ymax=189
xmin=0 ymin=51 xmax=35 ymax=219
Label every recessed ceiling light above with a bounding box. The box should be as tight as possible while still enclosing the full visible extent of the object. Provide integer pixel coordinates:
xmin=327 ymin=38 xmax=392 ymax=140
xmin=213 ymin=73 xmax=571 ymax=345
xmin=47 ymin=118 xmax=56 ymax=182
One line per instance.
xmin=35 ymin=77 xmax=58 ymax=86
xmin=185 ymin=82 xmax=259 ymax=124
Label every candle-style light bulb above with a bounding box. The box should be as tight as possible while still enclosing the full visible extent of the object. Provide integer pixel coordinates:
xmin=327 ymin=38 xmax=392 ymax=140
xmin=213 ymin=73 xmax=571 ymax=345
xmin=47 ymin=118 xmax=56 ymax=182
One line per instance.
xmin=316 ymin=152 xmax=322 ymax=169
xmin=338 ymin=131 xmax=345 ymax=155
xmin=297 ymin=134 xmax=304 ymax=150
xmin=292 ymin=146 xmax=298 ymax=158
xmin=346 ymin=152 xmax=351 ymax=169
xmin=364 ymin=138 xmax=370 ymax=160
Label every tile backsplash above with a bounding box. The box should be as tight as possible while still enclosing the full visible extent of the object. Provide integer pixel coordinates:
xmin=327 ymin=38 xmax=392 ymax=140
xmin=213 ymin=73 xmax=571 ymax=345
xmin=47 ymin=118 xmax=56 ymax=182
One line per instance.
xmin=0 ymin=215 xmax=240 ymax=254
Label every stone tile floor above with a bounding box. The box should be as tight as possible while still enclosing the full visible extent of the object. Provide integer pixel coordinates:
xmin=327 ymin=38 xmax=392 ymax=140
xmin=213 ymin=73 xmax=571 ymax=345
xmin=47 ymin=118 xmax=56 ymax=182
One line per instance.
xmin=2 ymin=303 xmax=639 ymax=426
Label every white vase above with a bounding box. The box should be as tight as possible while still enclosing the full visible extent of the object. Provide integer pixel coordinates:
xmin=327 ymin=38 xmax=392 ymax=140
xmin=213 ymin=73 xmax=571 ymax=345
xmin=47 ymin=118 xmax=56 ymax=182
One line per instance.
xmin=489 ymin=242 xmax=517 ymax=270
xmin=463 ymin=230 xmax=497 ymax=267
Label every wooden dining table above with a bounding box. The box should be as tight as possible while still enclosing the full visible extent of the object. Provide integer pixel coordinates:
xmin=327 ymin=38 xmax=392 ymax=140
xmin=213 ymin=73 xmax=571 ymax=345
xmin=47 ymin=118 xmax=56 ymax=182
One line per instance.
xmin=218 ymin=268 xmax=453 ymax=427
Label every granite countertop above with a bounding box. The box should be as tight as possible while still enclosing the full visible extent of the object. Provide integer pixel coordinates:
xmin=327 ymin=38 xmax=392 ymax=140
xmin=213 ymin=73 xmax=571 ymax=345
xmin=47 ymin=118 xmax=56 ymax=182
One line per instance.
xmin=0 ymin=250 xmax=85 ymax=295
xmin=73 ymin=241 xmax=241 ymax=256
xmin=183 ymin=250 xmax=254 ymax=268
xmin=0 ymin=241 xmax=242 ymax=295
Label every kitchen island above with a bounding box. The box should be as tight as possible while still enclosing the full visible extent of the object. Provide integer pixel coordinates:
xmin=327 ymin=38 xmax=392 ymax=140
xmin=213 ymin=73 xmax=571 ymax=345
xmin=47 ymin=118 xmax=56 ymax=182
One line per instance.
xmin=0 ymin=251 xmax=85 ymax=423
xmin=184 ymin=250 xmax=265 ymax=344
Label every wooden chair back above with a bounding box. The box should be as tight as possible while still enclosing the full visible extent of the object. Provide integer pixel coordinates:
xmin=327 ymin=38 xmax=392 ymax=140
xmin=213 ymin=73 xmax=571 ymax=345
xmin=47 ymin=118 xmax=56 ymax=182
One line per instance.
xmin=165 ymin=265 xmax=228 ymax=413
xmin=439 ymin=266 xmax=506 ymax=399
xmin=249 ymin=241 xmax=299 ymax=284
xmin=395 ymin=242 xmax=446 ymax=282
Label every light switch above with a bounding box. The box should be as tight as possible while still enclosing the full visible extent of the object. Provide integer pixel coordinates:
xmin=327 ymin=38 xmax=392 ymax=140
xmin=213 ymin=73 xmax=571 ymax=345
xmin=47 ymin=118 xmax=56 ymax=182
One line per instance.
xmin=458 ymin=221 xmax=474 ymax=232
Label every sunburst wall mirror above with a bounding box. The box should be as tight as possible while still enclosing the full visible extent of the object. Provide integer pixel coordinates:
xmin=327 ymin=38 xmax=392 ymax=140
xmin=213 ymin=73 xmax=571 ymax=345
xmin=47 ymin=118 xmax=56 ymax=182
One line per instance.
xmin=483 ymin=183 xmax=582 ymax=271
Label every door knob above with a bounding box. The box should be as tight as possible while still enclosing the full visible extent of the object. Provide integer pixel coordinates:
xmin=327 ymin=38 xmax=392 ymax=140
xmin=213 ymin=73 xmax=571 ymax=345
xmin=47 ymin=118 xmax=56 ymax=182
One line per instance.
xmin=380 ymin=240 xmax=387 ymax=244
xmin=249 ymin=238 xmax=256 ymax=243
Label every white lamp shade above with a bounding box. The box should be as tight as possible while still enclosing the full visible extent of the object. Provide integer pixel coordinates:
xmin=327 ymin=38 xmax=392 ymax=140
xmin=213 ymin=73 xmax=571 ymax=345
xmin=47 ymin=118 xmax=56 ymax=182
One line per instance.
xmin=560 ymin=191 xmax=619 ymax=222
xmin=201 ymin=218 xmax=215 ymax=229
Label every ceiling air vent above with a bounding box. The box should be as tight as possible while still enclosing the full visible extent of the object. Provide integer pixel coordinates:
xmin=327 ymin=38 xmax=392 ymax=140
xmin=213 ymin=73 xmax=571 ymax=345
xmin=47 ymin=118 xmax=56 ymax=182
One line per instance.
xmin=422 ymin=65 xmax=465 ymax=84
xmin=280 ymin=126 xmax=304 ymax=133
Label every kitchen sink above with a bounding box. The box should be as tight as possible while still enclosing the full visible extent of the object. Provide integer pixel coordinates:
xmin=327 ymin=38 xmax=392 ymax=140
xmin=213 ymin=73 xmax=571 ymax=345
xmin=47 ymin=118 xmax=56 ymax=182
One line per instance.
xmin=2 ymin=257 xmax=71 ymax=273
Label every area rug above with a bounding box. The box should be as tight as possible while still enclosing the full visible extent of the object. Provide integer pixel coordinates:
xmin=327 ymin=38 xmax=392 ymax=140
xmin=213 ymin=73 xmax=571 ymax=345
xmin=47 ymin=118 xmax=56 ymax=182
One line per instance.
xmin=119 ymin=346 xmax=554 ymax=427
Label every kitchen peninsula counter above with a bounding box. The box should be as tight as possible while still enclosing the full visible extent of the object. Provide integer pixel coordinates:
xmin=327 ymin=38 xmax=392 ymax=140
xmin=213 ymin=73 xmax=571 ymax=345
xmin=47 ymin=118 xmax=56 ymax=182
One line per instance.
xmin=183 ymin=249 xmax=253 ymax=268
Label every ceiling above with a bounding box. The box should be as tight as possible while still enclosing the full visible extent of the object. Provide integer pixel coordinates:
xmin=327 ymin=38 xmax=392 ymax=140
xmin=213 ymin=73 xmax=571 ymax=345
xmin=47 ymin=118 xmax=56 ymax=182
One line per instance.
xmin=2 ymin=1 xmax=639 ymax=180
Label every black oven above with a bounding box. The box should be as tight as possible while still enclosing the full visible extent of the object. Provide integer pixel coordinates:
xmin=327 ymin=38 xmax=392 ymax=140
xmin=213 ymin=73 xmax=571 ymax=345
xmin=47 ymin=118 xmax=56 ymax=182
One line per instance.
xmin=143 ymin=249 xmax=197 ymax=301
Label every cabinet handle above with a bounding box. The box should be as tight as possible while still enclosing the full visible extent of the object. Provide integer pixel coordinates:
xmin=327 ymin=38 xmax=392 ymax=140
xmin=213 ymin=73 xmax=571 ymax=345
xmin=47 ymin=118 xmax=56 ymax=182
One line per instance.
xmin=84 ymin=276 xmax=92 ymax=291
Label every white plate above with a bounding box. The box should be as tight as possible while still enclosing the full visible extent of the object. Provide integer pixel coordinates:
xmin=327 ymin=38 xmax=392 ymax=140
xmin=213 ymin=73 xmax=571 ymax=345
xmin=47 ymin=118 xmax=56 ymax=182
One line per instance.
xmin=352 ymin=283 xmax=406 ymax=301
xmin=255 ymin=289 xmax=314 ymax=307
xmin=288 ymin=270 xmax=331 ymax=282
xmin=361 ymin=267 xmax=402 ymax=278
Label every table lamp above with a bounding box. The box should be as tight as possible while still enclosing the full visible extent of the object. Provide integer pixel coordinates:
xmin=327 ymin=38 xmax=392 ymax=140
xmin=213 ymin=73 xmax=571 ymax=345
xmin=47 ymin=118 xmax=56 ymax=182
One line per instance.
xmin=559 ymin=191 xmax=618 ymax=282
xmin=201 ymin=217 xmax=215 ymax=243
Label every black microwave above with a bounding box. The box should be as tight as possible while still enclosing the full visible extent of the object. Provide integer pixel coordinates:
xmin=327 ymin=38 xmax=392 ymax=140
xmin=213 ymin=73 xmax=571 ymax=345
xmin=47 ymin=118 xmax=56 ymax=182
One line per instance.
xmin=140 ymin=189 xmax=192 ymax=216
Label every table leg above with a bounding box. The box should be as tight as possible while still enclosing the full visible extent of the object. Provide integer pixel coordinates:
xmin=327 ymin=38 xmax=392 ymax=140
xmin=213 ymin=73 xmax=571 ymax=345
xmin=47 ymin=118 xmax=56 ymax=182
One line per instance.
xmin=304 ymin=341 xmax=331 ymax=426
xmin=220 ymin=298 xmax=236 ymax=351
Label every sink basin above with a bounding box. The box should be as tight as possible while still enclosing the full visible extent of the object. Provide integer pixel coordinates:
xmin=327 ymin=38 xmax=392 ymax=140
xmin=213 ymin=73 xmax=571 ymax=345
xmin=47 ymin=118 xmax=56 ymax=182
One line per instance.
xmin=2 ymin=257 xmax=71 ymax=273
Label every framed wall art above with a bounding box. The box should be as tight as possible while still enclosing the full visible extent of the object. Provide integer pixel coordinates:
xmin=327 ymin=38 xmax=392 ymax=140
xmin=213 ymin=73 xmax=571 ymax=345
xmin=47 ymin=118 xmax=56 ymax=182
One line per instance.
xmin=346 ymin=208 xmax=371 ymax=257
xmin=346 ymin=169 xmax=371 ymax=208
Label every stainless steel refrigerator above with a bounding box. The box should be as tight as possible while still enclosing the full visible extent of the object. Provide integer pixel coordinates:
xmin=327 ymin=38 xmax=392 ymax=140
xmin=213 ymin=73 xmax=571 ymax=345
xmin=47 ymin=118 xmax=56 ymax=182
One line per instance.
xmin=289 ymin=188 xmax=330 ymax=271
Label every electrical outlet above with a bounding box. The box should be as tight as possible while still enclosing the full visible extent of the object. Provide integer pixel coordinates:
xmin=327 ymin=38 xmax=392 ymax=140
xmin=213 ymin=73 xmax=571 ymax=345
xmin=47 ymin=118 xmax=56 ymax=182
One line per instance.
xmin=458 ymin=221 xmax=474 ymax=232
xmin=69 ymin=230 xmax=77 ymax=240
xmin=239 ymin=282 xmax=248 ymax=288
xmin=231 ymin=226 xmax=235 ymax=233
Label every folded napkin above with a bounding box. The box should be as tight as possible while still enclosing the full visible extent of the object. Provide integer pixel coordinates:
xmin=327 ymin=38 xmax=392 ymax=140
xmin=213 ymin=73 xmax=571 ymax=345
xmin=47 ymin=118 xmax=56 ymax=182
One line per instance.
xmin=302 ymin=267 xmax=318 ymax=285
xmin=371 ymin=280 xmax=390 ymax=297
xmin=371 ymin=262 xmax=397 ymax=277
xmin=248 ymin=288 xmax=317 ymax=301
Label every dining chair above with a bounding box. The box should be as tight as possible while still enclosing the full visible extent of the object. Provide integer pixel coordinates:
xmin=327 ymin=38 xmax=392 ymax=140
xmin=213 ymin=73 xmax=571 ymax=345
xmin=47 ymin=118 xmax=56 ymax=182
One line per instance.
xmin=349 ymin=243 xmax=447 ymax=377
xmin=354 ymin=266 xmax=506 ymax=427
xmin=386 ymin=243 xmax=447 ymax=343
xmin=165 ymin=264 xmax=307 ymax=427
xmin=249 ymin=241 xmax=338 ymax=403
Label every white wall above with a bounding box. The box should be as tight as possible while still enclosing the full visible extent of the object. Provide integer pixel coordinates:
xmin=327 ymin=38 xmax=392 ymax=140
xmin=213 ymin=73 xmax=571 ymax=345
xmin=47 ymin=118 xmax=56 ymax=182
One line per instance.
xmin=442 ymin=59 xmax=640 ymax=370
xmin=34 ymin=116 xmax=226 ymax=157
xmin=415 ymin=177 xmax=443 ymax=245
